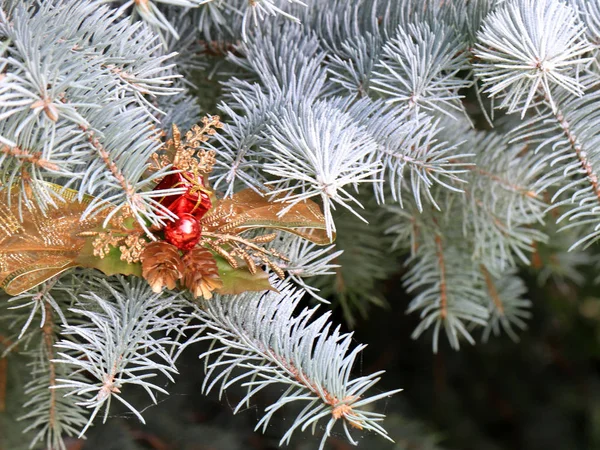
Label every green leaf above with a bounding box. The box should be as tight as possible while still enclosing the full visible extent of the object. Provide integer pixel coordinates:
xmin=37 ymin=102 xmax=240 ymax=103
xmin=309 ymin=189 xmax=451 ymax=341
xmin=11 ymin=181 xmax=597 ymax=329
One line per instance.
xmin=214 ymin=255 xmax=275 ymax=295
xmin=75 ymin=240 xmax=142 ymax=277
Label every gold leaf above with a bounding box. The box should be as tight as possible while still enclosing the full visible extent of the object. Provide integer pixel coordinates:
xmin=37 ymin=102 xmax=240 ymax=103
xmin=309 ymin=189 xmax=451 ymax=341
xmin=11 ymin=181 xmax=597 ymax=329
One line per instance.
xmin=202 ymin=189 xmax=332 ymax=244
xmin=213 ymin=255 xmax=275 ymax=296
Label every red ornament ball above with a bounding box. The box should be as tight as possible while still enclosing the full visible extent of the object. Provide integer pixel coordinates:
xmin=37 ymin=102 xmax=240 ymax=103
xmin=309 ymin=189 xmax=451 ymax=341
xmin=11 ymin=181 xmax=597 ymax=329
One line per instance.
xmin=154 ymin=170 xmax=212 ymax=221
xmin=164 ymin=213 xmax=202 ymax=251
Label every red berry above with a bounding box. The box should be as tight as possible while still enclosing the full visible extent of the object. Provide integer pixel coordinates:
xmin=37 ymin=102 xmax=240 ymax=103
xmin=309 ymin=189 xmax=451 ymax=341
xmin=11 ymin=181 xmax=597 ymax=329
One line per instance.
xmin=164 ymin=213 xmax=202 ymax=251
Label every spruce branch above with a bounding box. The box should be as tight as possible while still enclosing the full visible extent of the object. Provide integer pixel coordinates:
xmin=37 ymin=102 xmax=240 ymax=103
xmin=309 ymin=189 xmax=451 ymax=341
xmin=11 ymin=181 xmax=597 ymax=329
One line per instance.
xmin=0 ymin=0 xmax=186 ymax=232
xmin=0 ymin=277 xmax=89 ymax=450
xmin=191 ymin=0 xmax=307 ymax=42
xmin=314 ymin=202 xmax=397 ymax=328
xmin=460 ymin=131 xmax=547 ymax=270
xmin=479 ymin=265 xmax=531 ymax=343
xmin=262 ymin=100 xmax=382 ymax=239
xmin=273 ymin=234 xmax=342 ymax=303
xmin=208 ymin=85 xmax=279 ymax=196
xmin=207 ymin=20 xmax=329 ymax=196
xmin=6 ymin=276 xmax=65 ymax=342
xmin=372 ymin=112 xmax=473 ymax=211
xmin=238 ymin=0 xmax=307 ymax=42
xmin=372 ymin=21 xmax=472 ymax=120
xmin=451 ymin=0 xmax=501 ymax=45
xmin=531 ymin=225 xmax=600 ymax=287
xmin=474 ymin=0 xmax=594 ymax=118
xmin=108 ymin=0 xmax=208 ymax=40
xmin=326 ymin=32 xmax=383 ymax=97
xmin=229 ymin=21 xmax=327 ymax=100
xmin=403 ymin=235 xmax=489 ymax=353
xmin=509 ymin=78 xmax=600 ymax=250
xmin=572 ymin=0 xmax=600 ymax=47
xmin=52 ymin=277 xmax=191 ymax=436
xmin=20 ymin=301 xmax=75 ymax=450
xmin=193 ymin=280 xmax=402 ymax=450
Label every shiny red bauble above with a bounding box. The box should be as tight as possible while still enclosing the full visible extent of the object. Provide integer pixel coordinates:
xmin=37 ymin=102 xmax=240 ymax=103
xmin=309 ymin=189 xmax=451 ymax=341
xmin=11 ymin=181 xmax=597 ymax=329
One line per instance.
xmin=154 ymin=170 xmax=212 ymax=220
xmin=164 ymin=213 xmax=202 ymax=251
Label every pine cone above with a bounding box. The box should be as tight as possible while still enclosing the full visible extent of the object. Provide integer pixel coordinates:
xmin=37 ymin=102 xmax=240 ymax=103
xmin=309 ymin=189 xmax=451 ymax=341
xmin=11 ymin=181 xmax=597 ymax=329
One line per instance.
xmin=182 ymin=248 xmax=223 ymax=299
xmin=140 ymin=241 xmax=183 ymax=293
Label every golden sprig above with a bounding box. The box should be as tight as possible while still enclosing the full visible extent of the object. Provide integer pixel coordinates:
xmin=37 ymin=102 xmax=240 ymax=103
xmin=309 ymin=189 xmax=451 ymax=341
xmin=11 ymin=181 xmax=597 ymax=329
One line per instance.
xmin=89 ymin=211 xmax=147 ymax=264
xmin=185 ymin=115 xmax=223 ymax=148
xmin=119 ymin=234 xmax=148 ymax=264
xmin=200 ymin=231 xmax=289 ymax=278
xmin=150 ymin=116 xmax=222 ymax=174
xmin=92 ymin=232 xmax=123 ymax=259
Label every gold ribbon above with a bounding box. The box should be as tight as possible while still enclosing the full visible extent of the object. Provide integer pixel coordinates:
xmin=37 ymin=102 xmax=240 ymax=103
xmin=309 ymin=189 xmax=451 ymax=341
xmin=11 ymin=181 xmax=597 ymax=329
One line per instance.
xmin=0 ymin=184 xmax=104 ymax=295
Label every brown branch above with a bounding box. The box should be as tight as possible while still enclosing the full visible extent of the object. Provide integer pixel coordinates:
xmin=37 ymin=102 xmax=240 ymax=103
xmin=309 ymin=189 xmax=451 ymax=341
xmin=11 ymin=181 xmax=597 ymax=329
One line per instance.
xmin=469 ymin=165 xmax=538 ymax=199
xmin=531 ymin=242 xmax=544 ymax=269
xmin=197 ymin=40 xmax=240 ymax=57
xmin=0 ymin=356 xmax=6 ymax=412
xmin=0 ymin=334 xmax=16 ymax=413
xmin=79 ymin=125 xmax=138 ymax=201
xmin=0 ymin=145 xmax=59 ymax=171
xmin=411 ymin=217 xmax=420 ymax=254
xmin=264 ymin=347 xmax=363 ymax=429
xmin=334 ymin=256 xmax=346 ymax=293
xmin=447 ymin=155 xmax=538 ymax=199
xmin=42 ymin=298 xmax=58 ymax=430
xmin=435 ymin=234 xmax=448 ymax=320
xmin=5 ymin=78 xmax=138 ymax=206
xmin=554 ymin=107 xmax=600 ymax=201
xmin=98 ymin=357 xmax=122 ymax=401
xmin=480 ymin=264 xmax=504 ymax=315
xmin=29 ymin=276 xmax=62 ymax=431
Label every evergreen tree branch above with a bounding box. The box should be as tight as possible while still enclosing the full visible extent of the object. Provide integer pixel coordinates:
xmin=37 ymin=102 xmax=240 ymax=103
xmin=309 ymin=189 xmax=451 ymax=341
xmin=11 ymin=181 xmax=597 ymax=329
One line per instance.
xmin=1 ymin=277 xmax=89 ymax=450
xmin=52 ymin=277 xmax=191 ymax=437
xmin=372 ymin=21 xmax=472 ymax=120
xmin=509 ymin=79 xmax=600 ymax=249
xmin=193 ymin=280 xmax=401 ymax=449
xmin=0 ymin=0 xmax=185 ymax=231
xmin=479 ymin=265 xmax=531 ymax=343
xmin=474 ymin=0 xmax=593 ymax=118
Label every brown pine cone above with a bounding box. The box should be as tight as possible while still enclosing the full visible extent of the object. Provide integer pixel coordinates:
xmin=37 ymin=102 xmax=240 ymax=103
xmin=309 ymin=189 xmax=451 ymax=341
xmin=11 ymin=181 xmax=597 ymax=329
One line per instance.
xmin=182 ymin=248 xmax=223 ymax=299
xmin=140 ymin=241 xmax=183 ymax=293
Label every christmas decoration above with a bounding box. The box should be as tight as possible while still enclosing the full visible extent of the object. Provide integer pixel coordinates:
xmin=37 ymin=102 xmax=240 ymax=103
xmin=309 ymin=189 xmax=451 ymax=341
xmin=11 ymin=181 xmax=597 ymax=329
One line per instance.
xmin=182 ymin=247 xmax=223 ymax=299
xmin=119 ymin=234 xmax=149 ymax=264
xmin=164 ymin=213 xmax=202 ymax=250
xmin=140 ymin=241 xmax=184 ymax=293
xmin=154 ymin=171 xmax=212 ymax=221
xmin=150 ymin=121 xmax=219 ymax=223
xmin=0 ymin=120 xmax=331 ymax=299
xmin=151 ymin=120 xmax=220 ymax=175
xmin=138 ymin=120 xmax=332 ymax=297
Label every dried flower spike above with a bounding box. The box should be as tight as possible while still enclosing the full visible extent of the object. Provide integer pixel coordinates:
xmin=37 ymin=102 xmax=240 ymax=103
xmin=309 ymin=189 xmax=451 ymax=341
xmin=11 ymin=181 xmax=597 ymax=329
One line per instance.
xmin=119 ymin=234 xmax=148 ymax=264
